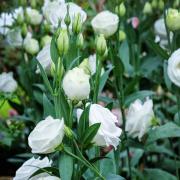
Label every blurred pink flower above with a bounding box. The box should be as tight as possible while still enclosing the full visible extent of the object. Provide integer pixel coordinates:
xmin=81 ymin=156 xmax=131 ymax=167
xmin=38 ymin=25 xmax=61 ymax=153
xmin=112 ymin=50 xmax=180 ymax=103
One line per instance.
xmin=131 ymin=17 xmax=139 ymax=29
xmin=9 ymin=109 xmax=18 ymax=117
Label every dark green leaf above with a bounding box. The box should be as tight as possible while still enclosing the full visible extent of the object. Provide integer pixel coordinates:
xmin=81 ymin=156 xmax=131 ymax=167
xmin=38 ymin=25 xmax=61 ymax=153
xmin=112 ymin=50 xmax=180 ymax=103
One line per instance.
xmin=50 ymin=36 xmax=59 ymax=65
xmin=43 ymin=94 xmax=55 ymax=117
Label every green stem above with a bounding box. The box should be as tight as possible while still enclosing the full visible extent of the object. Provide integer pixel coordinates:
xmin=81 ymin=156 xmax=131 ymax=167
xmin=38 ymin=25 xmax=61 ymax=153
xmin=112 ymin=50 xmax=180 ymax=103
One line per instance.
xmin=177 ymin=89 xmax=180 ymax=126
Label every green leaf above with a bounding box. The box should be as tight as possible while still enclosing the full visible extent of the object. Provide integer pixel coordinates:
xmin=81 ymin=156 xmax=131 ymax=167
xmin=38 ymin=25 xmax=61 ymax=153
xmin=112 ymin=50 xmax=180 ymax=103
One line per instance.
xmin=106 ymin=174 xmax=125 ymax=180
xmin=59 ymin=146 xmax=73 ymax=180
xmin=50 ymin=36 xmax=59 ymax=65
xmin=124 ymin=90 xmax=155 ymax=107
xmin=146 ymin=122 xmax=180 ymax=144
xmin=145 ymin=39 xmax=169 ymax=59
xmin=113 ymin=55 xmax=124 ymax=77
xmin=82 ymin=123 xmax=101 ymax=147
xmin=36 ymin=60 xmax=53 ymax=95
xmin=143 ymin=168 xmax=176 ymax=180
xmin=99 ymin=66 xmax=113 ymax=94
xmin=43 ymin=94 xmax=55 ymax=117
xmin=77 ymin=105 xmax=90 ymax=141
xmin=67 ymin=56 xmax=81 ymax=71
xmin=131 ymin=148 xmax=144 ymax=167
xmin=118 ymin=40 xmax=133 ymax=75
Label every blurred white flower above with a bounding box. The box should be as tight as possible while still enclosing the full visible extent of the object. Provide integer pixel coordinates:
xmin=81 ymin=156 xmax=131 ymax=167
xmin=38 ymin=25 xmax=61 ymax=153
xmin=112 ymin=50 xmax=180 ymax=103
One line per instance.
xmin=167 ymin=49 xmax=180 ymax=87
xmin=37 ymin=176 xmax=61 ymax=180
xmin=91 ymin=11 xmax=119 ymax=38
xmin=28 ymin=116 xmax=64 ymax=154
xmin=43 ymin=2 xmax=87 ymax=30
xmin=0 ymin=72 xmax=17 ymax=93
xmin=88 ymin=54 xmax=96 ymax=75
xmin=154 ymin=18 xmax=173 ymax=48
xmin=6 ymin=28 xmax=23 ymax=47
xmin=13 ymin=7 xmax=24 ymax=21
xmin=0 ymin=13 xmax=14 ymax=35
xmin=13 ymin=157 xmax=52 ymax=180
xmin=24 ymin=36 xmax=39 ymax=55
xmin=125 ymin=98 xmax=154 ymax=141
xmin=41 ymin=35 xmax=52 ymax=47
xmin=26 ymin=7 xmax=43 ymax=25
xmin=36 ymin=44 xmax=52 ymax=73
xmin=62 ymin=67 xmax=90 ymax=101
xmin=77 ymin=104 xmax=122 ymax=149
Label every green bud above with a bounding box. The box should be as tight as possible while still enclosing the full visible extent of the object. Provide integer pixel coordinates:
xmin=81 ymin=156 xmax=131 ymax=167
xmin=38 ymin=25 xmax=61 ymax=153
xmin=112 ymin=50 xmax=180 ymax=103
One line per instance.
xmin=72 ymin=13 xmax=82 ymax=34
xmin=30 ymin=0 xmax=37 ymax=8
xmin=64 ymin=126 xmax=73 ymax=139
xmin=115 ymin=3 xmax=126 ymax=17
xmin=151 ymin=0 xmax=158 ymax=9
xmin=44 ymin=21 xmax=51 ymax=33
xmin=76 ymin=33 xmax=84 ymax=49
xmin=51 ymin=60 xmax=64 ymax=78
xmin=24 ymin=10 xmax=31 ymax=24
xmin=41 ymin=35 xmax=52 ymax=47
xmin=96 ymin=34 xmax=107 ymax=56
xmin=17 ymin=13 xmax=24 ymax=25
xmin=118 ymin=30 xmax=126 ymax=42
xmin=57 ymin=29 xmax=69 ymax=56
xmin=166 ymin=8 xmax=180 ymax=31
xmin=143 ymin=2 xmax=152 ymax=15
xmin=173 ymin=0 xmax=179 ymax=8
xmin=21 ymin=23 xmax=27 ymax=38
xmin=64 ymin=5 xmax=71 ymax=27
xmin=79 ymin=58 xmax=91 ymax=75
xmin=158 ymin=0 xmax=164 ymax=11
xmin=18 ymin=0 xmax=27 ymax=6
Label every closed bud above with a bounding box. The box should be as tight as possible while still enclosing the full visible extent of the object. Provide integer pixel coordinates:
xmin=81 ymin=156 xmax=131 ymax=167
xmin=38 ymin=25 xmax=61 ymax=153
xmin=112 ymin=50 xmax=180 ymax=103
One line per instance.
xmin=173 ymin=0 xmax=179 ymax=8
xmin=79 ymin=58 xmax=91 ymax=75
xmin=17 ymin=13 xmax=24 ymax=25
xmin=158 ymin=0 xmax=164 ymax=11
xmin=64 ymin=5 xmax=71 ymax=27
xmin=118 ymin=30 xmax=126 ymax=42
xmin=76 ymin=33 xmax=84 ymax=49
xmin=151 ymin=0 xmax=158 ymax=9
xmin=41 ymin=35 xmax=52 ymax=47
xmin=57 ymin=29 xmax=69 ymax=56
xmin=96 ymin=34 xmax=107 ymax=56
xmin=115 ymin=3 xmax=126 ymax=17
xmin=30 ymin=0 xmax=37 ymax=8
xmin=18 ymin=0 xmax=27 ymax=6
xmin=21 ymin=23 xmax=27 ymax=38
xmin=143 ymin=2 xmax=152 ymax=15
xmin=24 ymin=37 xmax=39 ymax=55
xmin=64 ymin=126 xmax=73 ymax=139
xmin=72 ymin=13 xmax=82 ymax=34
xmin=166 ymin=8 xmax=180 ymax=31
xmin=44 ymin=21 xmax=51 ymax=33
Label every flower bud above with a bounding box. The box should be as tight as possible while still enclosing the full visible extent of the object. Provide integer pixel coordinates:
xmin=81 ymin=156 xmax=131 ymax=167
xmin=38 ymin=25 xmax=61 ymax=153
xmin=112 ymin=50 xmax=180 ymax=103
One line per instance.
xmin=72 ymin=13 xmax=82 ymax=34
xmin=21 ymin=23 xmax=27 ymax=38
xmin=76 ymin=33 xmax=84 ymax=49
xmin=64 ymin=126 xmax=73 ymax=139
xmin=118 ymin=30 xmax=126 ymax=42
xmin=57 ymin=29 xmax=69 ymax=56
xmin=41 ymin=35 xmax=52 ymax=47
xmin=96 ymin=34 xmax=107 ymax=56
xmin=158 ymin=0 xmax=164 ymax=11
xmin=143 ymin=2 xmax=152 ymax=15
xmin=166 ymin=8 xmax=180 ymax=31
xmin=18 ymin=0 xmax=27 ymax=6
xmin=151 ymin=0 xmax=158 ymax=9
xmin=24 ymin=37 xmax=39 ymax=55
xmin=115 ymin=3 xmax=126 ymax=17
xmin=64 ymin=5 xmax=71 ymax=27
xmin=17 ymin=13 xmax=24 ymax=25
xmin=79 ymin=58 xmax=91 ymax=75
xmin=30 ymin=0 xmax=37 ymax=8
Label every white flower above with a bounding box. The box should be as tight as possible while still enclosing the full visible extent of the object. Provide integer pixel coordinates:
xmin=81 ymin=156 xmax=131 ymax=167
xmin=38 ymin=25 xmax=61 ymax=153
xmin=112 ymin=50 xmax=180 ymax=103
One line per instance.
xmin=88 ymin=54 xmax=96 ymax=75
xmin=154 ymin=18 xmax=173 ymax=48
xmin=0 ymin=13 xmax=14 ymax=35
xmin=167 ymin=49 xmax=180 ymax=87
xmin=37 ymin=175 xmax=61 ymax=180
xmin=125 ymin=98 xmax=154 ymax=141
xmin=13 ymin=7 xmax=24 ymax=21
xmin=91 ymin=11 xmax=119 ymax=38
xmin=62 ymin=67 xmax=90 ymax=101
xmin=28 ymin=116 xmax=64 ymax=154
xmin=36 ymin=44 xmax=52 ymax=73
xmin=24 ymin=36 xmax=39 ymax=55
xmin=43 ymin=2 xmax=87 ymax=30
xmin=0 ymin=72 xmax=17 ymax=93
xmin=13 ymin=157 xmax=52 ymax=180
xmin=77 ymin=104 xmax=122 ymax=149
xmin=6 ymin=28 xmax=23 ymax=47
xmin=26 ymin=7 xmax=43 ymax=25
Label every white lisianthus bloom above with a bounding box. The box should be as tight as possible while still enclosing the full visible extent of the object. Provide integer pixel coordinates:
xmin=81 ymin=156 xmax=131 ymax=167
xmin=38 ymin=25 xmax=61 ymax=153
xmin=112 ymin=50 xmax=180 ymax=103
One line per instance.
xmin=62 ymin=67 xmax=90 ymax=101
xmin=77 ymin=104 xmax=122 ymax=149
xmin=28 ymin=116 xmax=64 ymax=154
xmin=26 ymin=7 xmax=43 ymax=25
xmin=0 ymin=72 xmax=17 ymax=93
xmin=24 ymin=36 xmax=39 ymax=55
xmin=36 ymin=44 xmax=52 ymax=74
xmin=154 ymin=18 xmax=173 ymax=48
xmin=0 ymin=13 xmax=14 ymax=35
xmin=167 ymin=49 xmax=180 ymax=87
xmin=13 ymin=157 xmax=52 ymax=180
xmin=125 ymin=98 xmax=154 ymax=141
xmin=37 ymin=176 xmax=61 ymax=180
xmin=91 ymin=11 xmax=119 ymax=38
xmin=88 ymin=54 xmax=96 ymax=75
xmin=6 ymin=28 xmax=23 ymax=47
xmin=43 ymin=2 xmax=87 ymax=30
